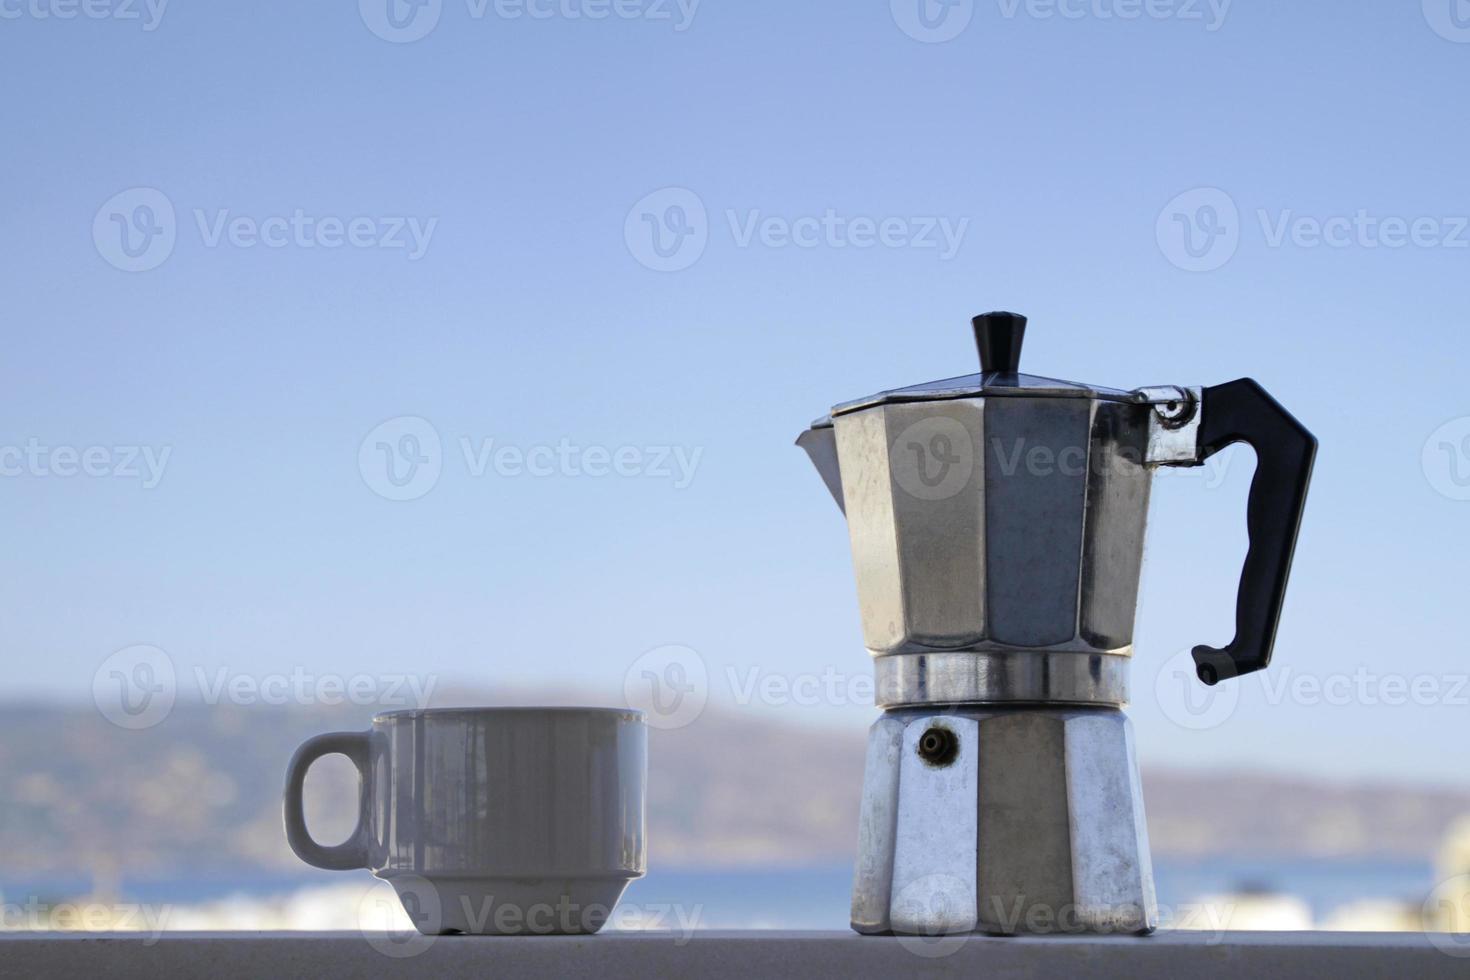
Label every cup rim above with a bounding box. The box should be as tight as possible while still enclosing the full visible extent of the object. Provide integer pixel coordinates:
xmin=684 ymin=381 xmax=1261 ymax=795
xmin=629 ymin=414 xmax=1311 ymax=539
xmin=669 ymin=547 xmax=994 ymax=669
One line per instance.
xmin=372 ymin=706 xmax=645 ymax=723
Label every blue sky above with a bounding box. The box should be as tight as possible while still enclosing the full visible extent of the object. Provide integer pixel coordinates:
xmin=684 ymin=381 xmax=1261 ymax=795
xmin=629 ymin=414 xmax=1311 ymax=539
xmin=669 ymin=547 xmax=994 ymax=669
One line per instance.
xmin=2 ymin=1 xmax=1469 ymax=783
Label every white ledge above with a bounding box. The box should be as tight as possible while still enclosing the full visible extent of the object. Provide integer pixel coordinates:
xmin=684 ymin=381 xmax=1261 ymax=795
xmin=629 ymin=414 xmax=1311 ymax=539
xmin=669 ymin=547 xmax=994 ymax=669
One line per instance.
xmin=3 ymin=930 xmax=1468 ymax=978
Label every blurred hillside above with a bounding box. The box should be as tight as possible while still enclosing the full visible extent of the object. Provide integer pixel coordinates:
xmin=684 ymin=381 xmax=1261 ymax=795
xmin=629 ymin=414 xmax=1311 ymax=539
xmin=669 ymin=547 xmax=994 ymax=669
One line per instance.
xmin=2 ymin=696 xmax=1467 ymax=879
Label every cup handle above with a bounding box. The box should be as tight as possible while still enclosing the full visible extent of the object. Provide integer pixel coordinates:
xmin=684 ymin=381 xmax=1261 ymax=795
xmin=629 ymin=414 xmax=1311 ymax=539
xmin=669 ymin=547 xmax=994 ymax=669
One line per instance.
xmin=283 ymin=731 xmax=372 ymax=870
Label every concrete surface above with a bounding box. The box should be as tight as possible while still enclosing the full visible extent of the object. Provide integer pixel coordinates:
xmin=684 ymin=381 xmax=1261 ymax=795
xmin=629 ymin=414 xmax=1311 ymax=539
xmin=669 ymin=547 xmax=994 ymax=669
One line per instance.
xmin=3 ymin=930 xmax=1468 ymax=979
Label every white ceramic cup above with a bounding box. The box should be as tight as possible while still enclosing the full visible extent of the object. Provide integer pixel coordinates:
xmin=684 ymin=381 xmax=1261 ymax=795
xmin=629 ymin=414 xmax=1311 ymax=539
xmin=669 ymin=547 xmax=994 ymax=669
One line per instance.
xmin=284 ymin=707 xmax=647 ymax=935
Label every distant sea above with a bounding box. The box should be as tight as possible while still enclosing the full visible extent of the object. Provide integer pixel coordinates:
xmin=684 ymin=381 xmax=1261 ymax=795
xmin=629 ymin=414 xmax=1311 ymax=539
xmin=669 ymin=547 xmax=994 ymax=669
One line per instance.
xmin=1 ymin=858 xmax=1436 ymax=930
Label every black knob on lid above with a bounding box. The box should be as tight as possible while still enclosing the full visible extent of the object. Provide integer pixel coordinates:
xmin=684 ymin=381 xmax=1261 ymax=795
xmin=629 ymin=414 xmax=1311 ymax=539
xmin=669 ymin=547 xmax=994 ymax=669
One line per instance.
xmin=972 ymin=311 xmax=1027 ymax=373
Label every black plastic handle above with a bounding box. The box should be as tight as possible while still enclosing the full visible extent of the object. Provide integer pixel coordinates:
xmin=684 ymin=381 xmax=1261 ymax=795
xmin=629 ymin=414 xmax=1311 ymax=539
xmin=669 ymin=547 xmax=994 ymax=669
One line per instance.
xmin=1191 ymin=379 xmax=1317 ymax=686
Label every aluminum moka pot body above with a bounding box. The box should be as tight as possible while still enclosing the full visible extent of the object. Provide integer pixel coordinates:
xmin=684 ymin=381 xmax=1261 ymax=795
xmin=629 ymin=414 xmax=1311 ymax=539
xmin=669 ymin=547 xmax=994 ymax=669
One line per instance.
xmin=799 ymin=312 xmax=1317 ymax=937
xmin=798 ymin=311 xmax=1317 ymax=705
